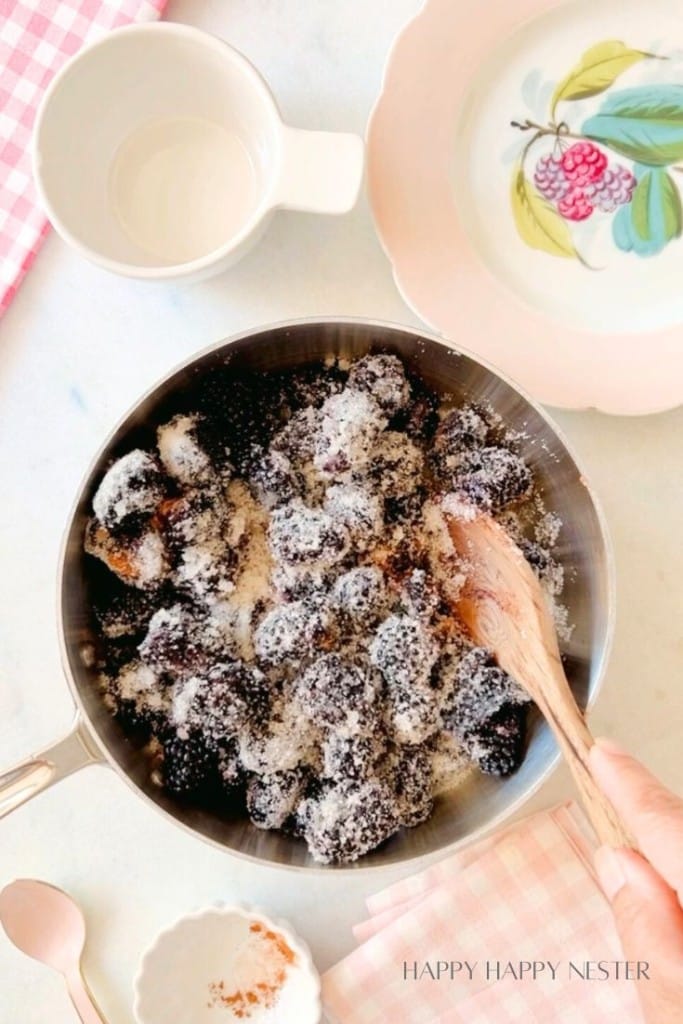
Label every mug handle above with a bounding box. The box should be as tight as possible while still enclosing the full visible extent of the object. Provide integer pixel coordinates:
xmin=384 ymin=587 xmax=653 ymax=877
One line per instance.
xmin=0 ymin=715 xmax=103 ymax=819
xmin=275 ymin=126 xmax=364 ymax=214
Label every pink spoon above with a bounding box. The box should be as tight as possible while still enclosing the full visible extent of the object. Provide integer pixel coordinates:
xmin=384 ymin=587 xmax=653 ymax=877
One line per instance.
xmin=0 ymin=879 xmax=105 ymax=1023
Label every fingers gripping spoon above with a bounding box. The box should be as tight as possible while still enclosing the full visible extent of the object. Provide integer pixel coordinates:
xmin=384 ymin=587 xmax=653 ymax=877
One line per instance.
xmin=445 ymin=509 xmax=632 ymax=849
xmin=0 ymin=879 xmax=105 ymax=1024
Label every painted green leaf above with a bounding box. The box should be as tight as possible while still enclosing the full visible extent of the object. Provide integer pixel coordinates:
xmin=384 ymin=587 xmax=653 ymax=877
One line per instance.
xmin=510 ymin=165 xmax=580 ymax=260
xmin=613 ymin=167 xmax=682 ymax=256
xmin=551 ymin=41 xmax=658 ymax=118
xmin=583 ymin=85 xmax=683 ymax=165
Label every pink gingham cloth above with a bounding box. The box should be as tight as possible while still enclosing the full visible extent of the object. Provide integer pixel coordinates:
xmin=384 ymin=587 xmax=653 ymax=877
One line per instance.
xmin=323 ymin=803 xmax=645 ymax=1024
xmin=0 ymin=0 xmax=167 ymax=317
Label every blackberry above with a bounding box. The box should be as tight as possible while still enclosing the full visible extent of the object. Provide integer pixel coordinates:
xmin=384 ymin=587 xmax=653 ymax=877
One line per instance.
xmin=296 ymin=654 xmax=380 ymax=734
xmin=399 ymin=569 xmax=439 ymax=622
xmin=160 ymin=731 xmax=216 ymax=797
xmin=249 ymin=449 xmax=303 ymax=510
xmin=156 ymin=413 xmax=215 ymax=486
xmin=138 ymin=604 xmax=208 ymax=675
xmin=386 ymin=684 xmax=440 ymax=746
xmin=393 ymin=742 xmax=434 ymax=828
xmin=448 ymin=446 xmax=532 ymax=510
xmin=271 ymin=407 xmax=320 ymax=466
xmin=314 ymin=389 xmax=387 ymax=477
xmin=466 ymin=703 xmax=528 ymax=777
xmin=369 ymin=615 xmax=438 ymax=691
xmin=246 ymin=769 xmax=307 ymax=830
xmin=269 ymin=501 xmax=350 ymax=567
xmin=101 ymin=660 xmax=170 ymax=735
xmin=253 ymin=598 xmax=333 ymax=666
xmin=321 ymin=733 xmax=383 ymax=783
xmin=440 ymin=647 xmax=529 ymax=739
xmin=331 ymin=567 xmax=389 ymax=628
xmin=94 ymin=587 xmax=156 ymax=640
xmin=297 ymin=779 xmax=400 ymax=864
xmin=323 ymin=484 xmax=383 ymax=548
xmin=398 ymin=391 xmax=439 ymax=443
xmin=347 ymin=354 xmax=411 ymax=416
xmin=92 ymin=450 xmax=167 ymax=532
xmin=434 ymin=405 xmax=490 ymax=455
xmin=238 ymin=697 xmax=319 ymax=774
xmin=365 ymin=431 xmax=424 ymax=498
xmin=173 ymin=660 xmax=269 ymax=750
xmin=384 ymin=487 xmax=426 ymax=527
xmin=217 ymin=737 xmax=243 ymax=789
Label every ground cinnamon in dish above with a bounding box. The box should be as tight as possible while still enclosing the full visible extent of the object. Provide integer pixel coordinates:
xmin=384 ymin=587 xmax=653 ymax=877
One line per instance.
xmin=207 ymin=921 xmax=297 ymax=1018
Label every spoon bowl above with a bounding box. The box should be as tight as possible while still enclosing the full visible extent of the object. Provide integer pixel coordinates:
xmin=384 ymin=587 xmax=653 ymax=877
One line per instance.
xmin=0 ymin=879 xmax=86 ymax=973
xmin=0 ymin=879 xmax=104 ymax=1023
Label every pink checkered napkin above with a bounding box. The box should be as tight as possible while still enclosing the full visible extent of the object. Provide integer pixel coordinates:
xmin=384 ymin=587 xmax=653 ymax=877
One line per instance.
xmin=323 ymin=804 xmax=645 ymax=1024
xmin=0 ymin=0 xmax=167 ymax=318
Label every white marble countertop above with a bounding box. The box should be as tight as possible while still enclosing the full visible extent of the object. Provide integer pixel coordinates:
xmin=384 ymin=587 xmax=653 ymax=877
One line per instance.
xmin=0 ymin=2 xmax=681 ymax=1020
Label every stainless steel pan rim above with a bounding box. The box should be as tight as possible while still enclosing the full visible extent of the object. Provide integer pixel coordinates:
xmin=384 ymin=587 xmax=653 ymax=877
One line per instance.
xmin=1 ymin=317 xmax=616 ymax=873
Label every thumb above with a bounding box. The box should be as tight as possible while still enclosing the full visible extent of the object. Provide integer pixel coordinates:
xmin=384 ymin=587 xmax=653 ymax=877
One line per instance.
xmin=595 ymin=846 xmax=683 ymax=1021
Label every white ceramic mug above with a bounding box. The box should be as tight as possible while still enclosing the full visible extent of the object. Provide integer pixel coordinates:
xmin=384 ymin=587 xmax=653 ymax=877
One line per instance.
xmin=33 ymin=23 xmax=364 ymax=281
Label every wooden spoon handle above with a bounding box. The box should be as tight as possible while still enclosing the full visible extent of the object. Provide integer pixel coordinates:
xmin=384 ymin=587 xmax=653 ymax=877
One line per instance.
xmin=539 ymin=697 xmax=634 ymax=849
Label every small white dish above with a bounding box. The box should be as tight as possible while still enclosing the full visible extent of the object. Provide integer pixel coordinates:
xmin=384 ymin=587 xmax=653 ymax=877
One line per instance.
xmin=33 ymin=23 xmax=363 ymax=283
xmin=134 ymin=903 xmax=321 ymax=1024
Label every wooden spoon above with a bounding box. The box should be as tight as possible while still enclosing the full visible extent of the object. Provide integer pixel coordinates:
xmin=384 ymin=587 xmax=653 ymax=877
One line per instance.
xmin=445 ymin=508 xmax=632 ymax=849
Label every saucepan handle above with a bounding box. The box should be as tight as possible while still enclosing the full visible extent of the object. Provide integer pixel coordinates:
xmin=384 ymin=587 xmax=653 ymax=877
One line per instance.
xmin=0 ymin=715 xmax=103 ymax=819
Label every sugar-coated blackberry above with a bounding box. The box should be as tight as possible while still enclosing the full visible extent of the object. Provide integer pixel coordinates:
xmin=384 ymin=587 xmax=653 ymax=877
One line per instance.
xmin=369 ymin=614 xmax=438 ymax=691
xmin=323 ymin=484 xmax=383 ymax=548
xmin=365 ymin=431 xmax=424 ymax=498
xmin=393 ymin=742 xmax=435 ymax=828
xmin=85 ymin=519 xmax=169 ymax=591
xmin=435 ymin=405 xmax=490 ymax=455
xmin=399 ymin=569 xmax=440 ymax=621
xmin=314 ymin=389 xmax=387 ymax=477
xmin=269 ymin=501 xmax=350 ymax=567
xmin=173 ymin=660 xmax=269 ymax=750
xmin=193 ymin=370 xmax=284 ymax=475
xmin=156 ymin=413 xmax=215 ymax=487
xmin=138 ymin=604 xmax=208 ymax=675
xmin=440 ymin=647 xmax=529 ymax=740
xmin=296 ymin=654 xmax=380 ymax=734
xmin=155 ymin=489 xmax=228 ymax=556
xmin=398 ymin=392 xmax=439 ymax=443
xmin=160 ymin=731 xmax=217 ymax=796
xmin=246 ymin=769 xmax=307 ymax=830
xmin=94 ymin=587 xmax=156 ymax=640
xmin=297 ymin=779 xmax=400 ymax=863
xmin=466 ymin=703 xmax=528 ymax=777
xmin=253 ymin=598 xmax=333 ymax=666
xmin=217 ymin=737 xmax=243 ymax=789
xmin=331 ymin=567 xmax=389 ymax=627
xmin=448 ymin=446 xmax=532 ymax=511
xmin=347 ymin=354 xmax=411 ymax=416
xmin=93 ymin=450 xmax=167 ymax=532
xmin=386 ymin=684 xmax=440 ymax=745
xmin=384 ymin=487 xmax=427 ymax=527
xmin=238 ymin=696 xmax=319 ymax=774
xmin=271 ymin=407 xmax=320 ymax=466
xmin=321 ymin=733 xmax=383 ymax=783
xmin=101 ymin=660 xmax=170 ymax=734
xmin=249 ymin=449 xmax=303 ymax=510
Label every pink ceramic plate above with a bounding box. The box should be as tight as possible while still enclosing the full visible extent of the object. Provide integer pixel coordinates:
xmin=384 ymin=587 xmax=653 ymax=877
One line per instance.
xmin=368 ymin=0 xmax=683 ymax=414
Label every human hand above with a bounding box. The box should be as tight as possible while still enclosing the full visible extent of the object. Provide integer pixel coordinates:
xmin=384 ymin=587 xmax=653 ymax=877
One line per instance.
xmin=590 ymin=737 xmax=683 ymax=1023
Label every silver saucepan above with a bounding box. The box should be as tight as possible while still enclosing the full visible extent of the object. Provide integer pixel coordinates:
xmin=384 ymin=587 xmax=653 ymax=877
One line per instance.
xmin=0 ymin=319 xmax=615 ymax=870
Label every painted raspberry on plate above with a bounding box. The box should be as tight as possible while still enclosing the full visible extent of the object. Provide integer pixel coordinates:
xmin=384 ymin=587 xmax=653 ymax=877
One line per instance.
xmin=511 ymin=39 xmax=683 ymax=262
